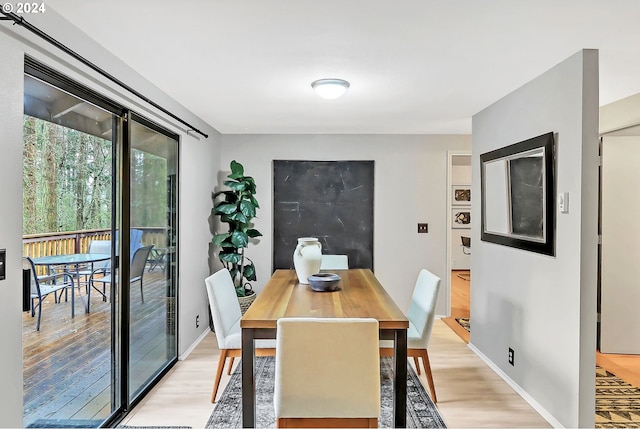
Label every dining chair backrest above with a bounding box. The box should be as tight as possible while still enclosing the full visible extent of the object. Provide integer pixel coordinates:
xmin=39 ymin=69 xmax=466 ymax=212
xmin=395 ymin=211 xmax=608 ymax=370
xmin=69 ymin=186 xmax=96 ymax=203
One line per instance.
xmin=406 ymin=269 xmax=441 ymax=349
xmin=23 ymin=256 xmax=75 ymax=331
xmin=88 ymin=240 xmax=111 ymax=270
xmin=274 ymin=317 xmax=380 ymax=424
xmin=115 ymin=228 xmax=144 ymax=263
xmin=320 ymin=254 xmax=349 ymax=270
xmin=131 ymin=245 xmax=153 ymax=280
xmin=205 ymin=268 xmax=242 ymax=350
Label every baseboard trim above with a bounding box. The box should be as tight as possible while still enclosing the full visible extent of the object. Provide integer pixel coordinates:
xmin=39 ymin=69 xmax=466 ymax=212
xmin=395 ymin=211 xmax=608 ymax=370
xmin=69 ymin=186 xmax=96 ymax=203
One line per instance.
xmin=467 ymin=342 xmax=564 ymax=429
xmin=179 ymin=328 xmax=210 ymax=360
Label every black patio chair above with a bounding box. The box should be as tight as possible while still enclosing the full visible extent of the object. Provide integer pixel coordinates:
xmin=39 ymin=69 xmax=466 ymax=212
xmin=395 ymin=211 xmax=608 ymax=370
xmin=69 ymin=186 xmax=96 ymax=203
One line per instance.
xmin=23 ymin=256 xmax=75 ymax=331
xmin=88 ymin=245 xmax=154 ymax=310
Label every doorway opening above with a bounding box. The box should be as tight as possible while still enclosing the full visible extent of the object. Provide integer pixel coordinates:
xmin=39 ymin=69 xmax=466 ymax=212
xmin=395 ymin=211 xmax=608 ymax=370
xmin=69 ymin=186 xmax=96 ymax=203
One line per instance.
xmin=597 ymin=132 xmax=640 ymax=388
xmin=442 ymin=153 xmax=471 ymax=342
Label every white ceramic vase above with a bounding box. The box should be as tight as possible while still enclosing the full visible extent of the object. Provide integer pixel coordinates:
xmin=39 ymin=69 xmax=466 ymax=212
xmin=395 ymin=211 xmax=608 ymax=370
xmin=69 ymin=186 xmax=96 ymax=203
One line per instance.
xmin=293 ymin=237 xmax=322 ymax=284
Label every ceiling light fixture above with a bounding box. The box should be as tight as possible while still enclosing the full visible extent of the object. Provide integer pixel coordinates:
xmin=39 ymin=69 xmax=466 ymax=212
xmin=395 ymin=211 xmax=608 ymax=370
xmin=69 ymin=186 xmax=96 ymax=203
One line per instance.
xmin=311 ymin=78 xmax=350 ymax=99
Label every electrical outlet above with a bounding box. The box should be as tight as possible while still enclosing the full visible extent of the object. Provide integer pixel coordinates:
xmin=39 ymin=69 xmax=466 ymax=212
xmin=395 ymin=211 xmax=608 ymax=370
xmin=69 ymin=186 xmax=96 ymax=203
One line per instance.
xmin=196 ymin=314 xmax=200 ymax=329
xmin=417 ymin=223 xmax=428 ymax=233
xmin=508 ymin=347 xmax=515 ymax=366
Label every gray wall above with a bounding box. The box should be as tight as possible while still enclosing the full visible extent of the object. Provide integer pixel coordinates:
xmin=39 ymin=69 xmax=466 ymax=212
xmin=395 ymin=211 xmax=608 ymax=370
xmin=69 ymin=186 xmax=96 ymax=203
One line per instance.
xmin=0 ymin=10 xmax=220 ymax=426
xmin=220 ymin=134 xmax=471 ymax=314
xmin=471 ymin=50 xmax=599 ymax=428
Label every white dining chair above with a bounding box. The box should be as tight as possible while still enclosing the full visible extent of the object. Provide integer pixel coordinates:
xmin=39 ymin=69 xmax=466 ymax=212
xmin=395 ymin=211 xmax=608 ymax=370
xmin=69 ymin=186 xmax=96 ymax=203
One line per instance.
xmin=274 ymin=317 xmax=380 ymax=428
xmin=380 ymin=268 xmax=440 ymax=403
xmin=320 ymin=254 xmax=349 ymax=270
xmin=205 ymin=268 xmax=276 ymax=403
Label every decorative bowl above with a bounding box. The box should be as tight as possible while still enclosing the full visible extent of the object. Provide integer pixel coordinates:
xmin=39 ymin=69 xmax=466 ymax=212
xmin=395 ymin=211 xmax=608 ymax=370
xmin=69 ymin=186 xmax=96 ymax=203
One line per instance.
xmin=307 ymin=273 xmax=341 ymax=292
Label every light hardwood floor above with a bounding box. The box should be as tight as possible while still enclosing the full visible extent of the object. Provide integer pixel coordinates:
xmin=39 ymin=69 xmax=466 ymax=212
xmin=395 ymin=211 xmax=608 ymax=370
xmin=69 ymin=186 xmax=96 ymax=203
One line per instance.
xmin=442 ymin=270 xmax=471 ymax=343
xmin=122 ymin=319 xmax=551 ymax=428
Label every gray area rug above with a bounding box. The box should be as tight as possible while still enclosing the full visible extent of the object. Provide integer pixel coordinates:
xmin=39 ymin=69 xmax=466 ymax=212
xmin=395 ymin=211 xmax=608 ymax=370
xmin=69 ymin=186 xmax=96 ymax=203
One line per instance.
xmin=206 ymin=356 xmax=447 ymax=428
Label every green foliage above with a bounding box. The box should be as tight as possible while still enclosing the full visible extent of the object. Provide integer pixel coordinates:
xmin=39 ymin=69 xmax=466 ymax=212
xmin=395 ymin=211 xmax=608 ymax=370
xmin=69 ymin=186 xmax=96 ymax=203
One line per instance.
xmin=212 ymin=160 xmax=262 ymax=296
xmin=22 ymin=115 xmax=113 ymax=235
xmin=23 ymin=115 xmax=170 ymax=236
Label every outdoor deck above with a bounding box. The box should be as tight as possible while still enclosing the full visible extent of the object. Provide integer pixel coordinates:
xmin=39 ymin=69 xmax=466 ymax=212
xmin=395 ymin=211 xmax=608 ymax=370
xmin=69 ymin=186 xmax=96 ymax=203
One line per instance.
xmin=22 ymin=268 xmax=175 ymax=428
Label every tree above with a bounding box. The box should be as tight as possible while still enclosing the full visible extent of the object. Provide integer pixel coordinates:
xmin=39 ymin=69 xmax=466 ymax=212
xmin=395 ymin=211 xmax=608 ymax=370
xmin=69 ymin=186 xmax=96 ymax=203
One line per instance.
xmin=22 ymin=115 xmax=113 ymax=235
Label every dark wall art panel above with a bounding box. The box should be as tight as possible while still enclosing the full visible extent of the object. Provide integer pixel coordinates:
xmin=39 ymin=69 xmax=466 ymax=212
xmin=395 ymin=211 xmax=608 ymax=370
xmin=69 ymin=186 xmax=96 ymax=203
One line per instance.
xmin=273 ymin=160 xmax=374 ymax=271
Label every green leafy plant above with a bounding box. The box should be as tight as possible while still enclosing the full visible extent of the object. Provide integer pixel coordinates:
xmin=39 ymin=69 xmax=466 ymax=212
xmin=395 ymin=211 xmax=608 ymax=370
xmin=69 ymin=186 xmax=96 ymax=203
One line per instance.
xmin=212 ymin=160 xmax=262 ymax=297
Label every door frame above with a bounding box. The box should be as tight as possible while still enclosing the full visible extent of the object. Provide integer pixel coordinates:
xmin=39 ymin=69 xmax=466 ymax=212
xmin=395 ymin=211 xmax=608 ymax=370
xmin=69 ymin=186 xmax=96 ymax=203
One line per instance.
xmin=446 ymin=150 xmax=472 ymax=318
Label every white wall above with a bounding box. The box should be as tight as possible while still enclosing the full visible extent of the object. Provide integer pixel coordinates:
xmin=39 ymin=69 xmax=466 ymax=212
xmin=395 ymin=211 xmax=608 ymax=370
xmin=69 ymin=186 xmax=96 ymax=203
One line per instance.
xmin=0 ymin=11 xmax=219 ymax=426
xmin=471 ymin=50 xmax=599 ymax=428
xmin=220 ymin=134 xmax=471 ymax=314
xmin=600 ymin=91 xmax=640 ymax=134
xmin=600 ymin=136 xmax=640 ymax=354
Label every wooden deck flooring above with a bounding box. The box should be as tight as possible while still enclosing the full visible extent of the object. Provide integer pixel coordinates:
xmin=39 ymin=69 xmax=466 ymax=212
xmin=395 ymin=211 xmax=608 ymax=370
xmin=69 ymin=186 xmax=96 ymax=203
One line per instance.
xmin=22 ymin=268 xmax=175 ymax=428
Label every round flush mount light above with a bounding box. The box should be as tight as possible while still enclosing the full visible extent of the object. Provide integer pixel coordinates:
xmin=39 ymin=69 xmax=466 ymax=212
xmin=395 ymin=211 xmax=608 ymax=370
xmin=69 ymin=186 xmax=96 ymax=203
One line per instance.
xmin=311 ymin=78 xmax=350 ymax=99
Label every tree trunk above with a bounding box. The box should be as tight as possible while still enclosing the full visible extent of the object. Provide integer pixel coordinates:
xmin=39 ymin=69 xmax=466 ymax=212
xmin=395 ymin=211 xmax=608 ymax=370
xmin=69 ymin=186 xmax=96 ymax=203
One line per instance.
xmin=23 ymin=116 xmax=38 ymax=234
xmin=76 ymin=132 xmax=87 ymax=229
xmin=44 ymin=122 xmax=58 ymax=232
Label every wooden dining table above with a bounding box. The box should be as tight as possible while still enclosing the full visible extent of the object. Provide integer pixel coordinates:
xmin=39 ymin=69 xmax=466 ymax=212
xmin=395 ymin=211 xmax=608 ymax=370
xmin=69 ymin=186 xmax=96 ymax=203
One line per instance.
xmin=240 ymin=268 xmax=409 ymax=428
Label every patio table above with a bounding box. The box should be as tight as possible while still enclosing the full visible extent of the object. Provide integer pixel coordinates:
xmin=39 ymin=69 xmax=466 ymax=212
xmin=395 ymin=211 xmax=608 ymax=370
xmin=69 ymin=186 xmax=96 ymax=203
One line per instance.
xmin=32 ymin=253 xmax=110 ymax=317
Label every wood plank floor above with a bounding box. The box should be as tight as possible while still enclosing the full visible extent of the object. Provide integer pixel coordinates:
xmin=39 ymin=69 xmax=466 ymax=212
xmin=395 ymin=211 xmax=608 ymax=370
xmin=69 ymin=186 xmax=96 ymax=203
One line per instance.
xmin=597 ymin=350 xmax=640 ymax=388
xmin=442 ymin=270 xmax=471 ymax=343
xmin=22 ymin=268 xmax=174 ymax=427
xmin=122 ymin=319 xmax=551 ymax=428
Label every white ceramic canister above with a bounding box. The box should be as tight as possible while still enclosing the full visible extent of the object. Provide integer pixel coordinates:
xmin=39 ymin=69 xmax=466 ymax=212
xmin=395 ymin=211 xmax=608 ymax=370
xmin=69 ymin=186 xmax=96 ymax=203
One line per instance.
xmin=293 ymin=237 xmax=322 ymax=284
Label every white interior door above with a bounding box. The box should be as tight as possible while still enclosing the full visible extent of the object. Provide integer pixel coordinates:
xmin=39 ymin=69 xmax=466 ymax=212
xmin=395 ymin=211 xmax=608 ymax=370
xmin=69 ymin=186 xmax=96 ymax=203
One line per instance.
xmin=601 ymin=136 xmax=640 ymax=354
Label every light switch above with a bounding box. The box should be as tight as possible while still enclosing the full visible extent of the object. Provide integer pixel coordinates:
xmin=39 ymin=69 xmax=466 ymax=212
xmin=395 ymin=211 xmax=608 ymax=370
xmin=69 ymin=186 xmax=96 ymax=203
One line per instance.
xmin=559 ymin=192 xmax=569 ymax=214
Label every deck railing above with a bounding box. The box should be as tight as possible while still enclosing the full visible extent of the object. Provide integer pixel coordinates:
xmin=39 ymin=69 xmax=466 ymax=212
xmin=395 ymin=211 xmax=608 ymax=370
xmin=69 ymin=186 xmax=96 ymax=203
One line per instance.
xmin=23 ymin=227 xmax=168 ymax=259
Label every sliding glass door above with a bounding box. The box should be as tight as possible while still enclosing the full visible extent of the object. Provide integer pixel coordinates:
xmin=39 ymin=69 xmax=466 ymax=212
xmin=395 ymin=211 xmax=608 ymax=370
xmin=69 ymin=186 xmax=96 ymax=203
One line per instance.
xmin=127 ymin=114 xmax=178 ymax=401
xmin=23 ymin=59 xmax=179 ymax=428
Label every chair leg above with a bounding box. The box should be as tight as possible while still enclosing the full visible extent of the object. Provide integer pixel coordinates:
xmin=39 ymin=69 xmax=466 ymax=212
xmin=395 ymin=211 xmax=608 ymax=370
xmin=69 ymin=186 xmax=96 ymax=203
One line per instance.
xmin=227 ymin=357 xmax=235 ymax=375
xmin=36 ymin=299 xmax=42 ymax=331
xmin=413 ymin=356 xmax=421 ymax=375
xmin=422 ymin=349 xmax=437 ymax=403
xmin=87 ymin=280 xmax=91 ymax=313
xmin=211 ymin=349 xmax=228 ymax=403
xmin=140 ymin=280 xmax=144 ymax=303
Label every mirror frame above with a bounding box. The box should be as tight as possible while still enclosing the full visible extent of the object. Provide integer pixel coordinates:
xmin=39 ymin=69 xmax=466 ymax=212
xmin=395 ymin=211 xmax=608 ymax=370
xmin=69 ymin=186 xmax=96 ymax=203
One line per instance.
xmin=480 ymin=132 xmax=555 ymax=256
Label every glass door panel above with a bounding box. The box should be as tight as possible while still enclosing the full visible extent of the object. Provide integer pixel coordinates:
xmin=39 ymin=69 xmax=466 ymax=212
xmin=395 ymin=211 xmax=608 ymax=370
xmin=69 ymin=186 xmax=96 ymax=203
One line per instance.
xmin=22 ymin=74 xmax=117 ymax=427
xmin=128 ymin=116 xmax=178 ymax=401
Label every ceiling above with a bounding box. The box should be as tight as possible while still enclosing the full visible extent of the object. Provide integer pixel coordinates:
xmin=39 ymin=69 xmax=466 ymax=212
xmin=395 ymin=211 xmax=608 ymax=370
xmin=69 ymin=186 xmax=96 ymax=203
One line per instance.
xmin=44 ymin=0 xmax=640 ymax=135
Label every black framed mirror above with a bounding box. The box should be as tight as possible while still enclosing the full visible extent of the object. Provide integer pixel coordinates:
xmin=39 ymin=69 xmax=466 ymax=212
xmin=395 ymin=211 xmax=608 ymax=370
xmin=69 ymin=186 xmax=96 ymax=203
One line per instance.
xmin=480 ymin=132 xmax=555 ymax=256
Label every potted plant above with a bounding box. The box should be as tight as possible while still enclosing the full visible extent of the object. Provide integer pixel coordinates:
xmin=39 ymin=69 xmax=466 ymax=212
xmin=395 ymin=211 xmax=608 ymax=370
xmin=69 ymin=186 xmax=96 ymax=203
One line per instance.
xmin=212 ymin=160 xmax=262 ymax=311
